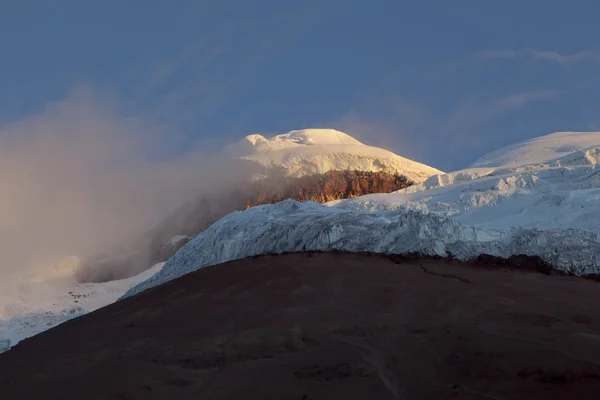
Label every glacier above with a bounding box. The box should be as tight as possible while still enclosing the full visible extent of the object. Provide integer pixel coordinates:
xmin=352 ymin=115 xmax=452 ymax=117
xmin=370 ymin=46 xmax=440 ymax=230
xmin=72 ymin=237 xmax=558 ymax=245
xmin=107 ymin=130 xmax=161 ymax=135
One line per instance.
xmin=124 ymin=199 xmax=600 ymax=298
xmin=331 ymin=145 xmax=600 ymax=235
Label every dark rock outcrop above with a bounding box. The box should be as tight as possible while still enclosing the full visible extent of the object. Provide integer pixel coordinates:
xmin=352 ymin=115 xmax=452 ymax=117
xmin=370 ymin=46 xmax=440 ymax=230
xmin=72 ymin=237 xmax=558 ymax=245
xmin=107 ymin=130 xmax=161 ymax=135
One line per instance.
xmin=242 ymin=170 xmax=411 ymax=207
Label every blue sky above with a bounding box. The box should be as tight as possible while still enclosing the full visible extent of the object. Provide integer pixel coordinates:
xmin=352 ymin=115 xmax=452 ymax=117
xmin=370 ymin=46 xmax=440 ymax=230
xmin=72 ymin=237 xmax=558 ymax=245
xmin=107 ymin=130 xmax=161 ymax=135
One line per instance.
xmin=2 ymin=0 xmax=600 ymax=171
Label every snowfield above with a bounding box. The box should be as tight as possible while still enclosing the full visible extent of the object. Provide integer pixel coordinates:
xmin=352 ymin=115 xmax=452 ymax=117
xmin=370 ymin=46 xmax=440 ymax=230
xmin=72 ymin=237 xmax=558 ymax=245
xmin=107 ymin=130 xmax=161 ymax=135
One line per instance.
xmin=0 ymin=262 xmax=164 ymax=349
xmin=472 ymin=131 xmax=600 ymax=168
xmin=224 ymin=129 xmax=444 ymax=183
xmin=332 ymin=139 xmax=600 ymax=234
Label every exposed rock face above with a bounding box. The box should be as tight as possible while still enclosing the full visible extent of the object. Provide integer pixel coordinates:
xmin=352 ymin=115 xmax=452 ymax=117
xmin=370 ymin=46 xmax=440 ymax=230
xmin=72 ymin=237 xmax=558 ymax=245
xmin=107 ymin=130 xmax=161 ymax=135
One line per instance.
xmin=76 ymin=171 xmax=411 ymax=282
xmin=242 ymin=170 xmax=410 ymax=207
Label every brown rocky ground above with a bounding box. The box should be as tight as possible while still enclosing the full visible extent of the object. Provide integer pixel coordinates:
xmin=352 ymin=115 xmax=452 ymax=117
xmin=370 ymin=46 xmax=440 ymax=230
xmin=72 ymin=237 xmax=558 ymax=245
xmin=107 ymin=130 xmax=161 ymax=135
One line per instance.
xmin=2 ymin=251 xmax=600 ymax=399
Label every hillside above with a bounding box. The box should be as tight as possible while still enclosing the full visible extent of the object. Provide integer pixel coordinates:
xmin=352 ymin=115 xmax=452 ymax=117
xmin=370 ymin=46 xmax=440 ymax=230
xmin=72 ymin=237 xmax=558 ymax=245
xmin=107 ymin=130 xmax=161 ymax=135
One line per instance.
xmin=2 ymin=252 xmax=600 ymax=399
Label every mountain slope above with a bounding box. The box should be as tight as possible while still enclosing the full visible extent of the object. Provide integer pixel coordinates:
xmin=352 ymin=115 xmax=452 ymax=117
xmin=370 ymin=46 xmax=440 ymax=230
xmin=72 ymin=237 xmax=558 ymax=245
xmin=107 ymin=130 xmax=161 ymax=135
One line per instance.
xmin=333 ymin=132 xmax=600 ymax=235
xmin=125 ymin=199 xmax=600 ymax=297
xmin=127 ymin=131 xmax=600 ymax=296
xmin=225 ymin=129 xmax=443 ymax=183
xmin=6 ymin=130 xmax=599 ymax=351
xmin=77 ymin=129 xmax=442 ymax=283
xmin=3 ymin=252 xmax=600 ymax=400
xmin=472 ymin=131 xmax=600 ymax=168
xmin=0 ymin=262 xmax=165 ymax=349
xmin=0 ymin=130 xmax=437 ymax=348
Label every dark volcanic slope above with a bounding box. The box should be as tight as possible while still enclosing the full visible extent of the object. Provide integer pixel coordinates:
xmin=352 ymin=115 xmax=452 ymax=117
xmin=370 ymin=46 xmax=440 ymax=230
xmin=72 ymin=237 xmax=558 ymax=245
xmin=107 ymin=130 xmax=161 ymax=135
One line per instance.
xmin=3 ymin=252 xmax=600 ymax=399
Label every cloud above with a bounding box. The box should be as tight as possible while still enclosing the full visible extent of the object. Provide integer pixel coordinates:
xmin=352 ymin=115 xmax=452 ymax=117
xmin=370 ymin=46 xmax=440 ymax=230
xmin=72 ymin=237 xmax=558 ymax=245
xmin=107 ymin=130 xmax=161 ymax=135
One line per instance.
xmin=0 ymin=86 xmax=257 ymax=307
xmin=494 ymin=90 xmax=558 ymax=109
xmin=442 ymin=90 xmax=558 ymax=134
xmin=477 ymin=49 xmax=600 ymax=66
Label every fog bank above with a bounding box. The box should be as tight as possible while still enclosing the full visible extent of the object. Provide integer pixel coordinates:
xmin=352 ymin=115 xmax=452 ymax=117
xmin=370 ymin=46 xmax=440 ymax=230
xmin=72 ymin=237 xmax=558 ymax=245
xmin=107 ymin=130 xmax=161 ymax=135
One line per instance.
xmin=0 ymin=86 xmax=249 ymax=305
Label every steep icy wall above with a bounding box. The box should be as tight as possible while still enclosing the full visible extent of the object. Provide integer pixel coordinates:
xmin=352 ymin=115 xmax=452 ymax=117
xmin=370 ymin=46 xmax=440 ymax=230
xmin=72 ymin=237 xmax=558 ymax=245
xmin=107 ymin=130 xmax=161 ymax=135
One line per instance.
xmin=124 ymin=200 xmax=600 ymax=298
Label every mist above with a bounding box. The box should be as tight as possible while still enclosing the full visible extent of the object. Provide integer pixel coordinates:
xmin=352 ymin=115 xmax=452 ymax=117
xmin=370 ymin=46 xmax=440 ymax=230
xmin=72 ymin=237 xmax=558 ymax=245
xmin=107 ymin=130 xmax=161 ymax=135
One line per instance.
xmin=0 ymin=86 xmax=251 ymax=303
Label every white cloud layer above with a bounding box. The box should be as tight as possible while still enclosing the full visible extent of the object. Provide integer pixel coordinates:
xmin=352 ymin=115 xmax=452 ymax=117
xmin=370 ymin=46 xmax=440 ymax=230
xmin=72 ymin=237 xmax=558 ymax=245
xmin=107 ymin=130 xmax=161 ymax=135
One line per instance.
xmin=0 ymin=86 xmax=252 ymax=303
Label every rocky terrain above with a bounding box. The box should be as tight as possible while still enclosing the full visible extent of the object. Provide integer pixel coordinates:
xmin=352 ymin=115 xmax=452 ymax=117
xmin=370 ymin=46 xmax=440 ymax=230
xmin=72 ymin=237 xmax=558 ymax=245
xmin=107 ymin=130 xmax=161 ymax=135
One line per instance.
xmin=3 ymin=252 xmax=600 ymax=399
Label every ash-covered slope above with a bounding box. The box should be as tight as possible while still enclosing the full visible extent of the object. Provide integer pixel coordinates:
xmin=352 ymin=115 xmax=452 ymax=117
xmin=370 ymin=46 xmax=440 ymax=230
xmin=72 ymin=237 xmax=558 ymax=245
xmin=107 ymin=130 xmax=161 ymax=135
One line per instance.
xmin=125 ymin=199 xmax=600 ymax=298
xmin=225 ymin=129 xmax=443 ymax=183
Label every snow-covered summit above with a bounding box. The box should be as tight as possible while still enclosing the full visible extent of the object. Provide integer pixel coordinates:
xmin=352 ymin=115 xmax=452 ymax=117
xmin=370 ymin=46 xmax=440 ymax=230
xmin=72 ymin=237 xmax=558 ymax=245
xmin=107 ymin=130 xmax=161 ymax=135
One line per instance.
xmin=250 ymin=129 xmax=363 ymax=148
xmin=472 ymin=131 xmax=600 ymax=168
xmin=225 ymin=129 xmax=443 ymax=183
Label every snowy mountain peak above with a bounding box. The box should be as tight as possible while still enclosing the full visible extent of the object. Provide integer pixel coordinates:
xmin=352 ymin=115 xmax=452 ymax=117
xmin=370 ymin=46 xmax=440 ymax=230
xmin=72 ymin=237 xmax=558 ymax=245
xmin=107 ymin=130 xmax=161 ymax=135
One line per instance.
xmin=232 ymin=129 xmax=364 ymax=154
xmin=244 ymin=133 xmax=269 ymax=146
xmin=273 ymin=129 xmax=364 ymax=146
xmin=226 ymin=128 xmax=443 ymax=183
xmin=472 ymin=131 xmax=600 ymax=169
